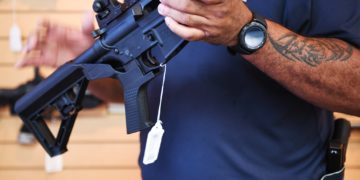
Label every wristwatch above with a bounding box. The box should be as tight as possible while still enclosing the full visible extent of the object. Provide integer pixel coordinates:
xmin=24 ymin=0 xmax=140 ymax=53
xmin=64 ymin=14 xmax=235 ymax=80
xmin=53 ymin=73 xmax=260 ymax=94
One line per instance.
xmin=231 ymin=12 xmax=268 ymax=55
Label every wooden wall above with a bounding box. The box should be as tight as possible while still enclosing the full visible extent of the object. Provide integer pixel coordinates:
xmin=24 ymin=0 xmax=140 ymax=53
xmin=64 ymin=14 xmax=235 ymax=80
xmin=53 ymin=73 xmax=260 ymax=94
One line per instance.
xmin=0 ymin=0 xmax=91 ymax=88
xmin=0 ymin=0 xmax=359 ymax=179
xmin=0 ymin=0 xmax=141 ymax=179
xmin=0 ymin=107 xmax=141 ymax=180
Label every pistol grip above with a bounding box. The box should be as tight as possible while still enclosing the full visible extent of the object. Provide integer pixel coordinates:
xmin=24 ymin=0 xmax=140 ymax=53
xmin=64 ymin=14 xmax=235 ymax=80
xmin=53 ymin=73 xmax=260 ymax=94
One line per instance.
xmin=124 ymin=84 xmax=154 ymax=134
xmin=114 ymin=58 xmax=159 ymax=134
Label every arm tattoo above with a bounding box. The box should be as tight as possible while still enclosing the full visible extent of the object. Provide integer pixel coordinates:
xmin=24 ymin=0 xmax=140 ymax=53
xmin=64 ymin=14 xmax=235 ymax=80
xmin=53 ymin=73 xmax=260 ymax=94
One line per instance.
xmin=269 ymin=33 xmax=353 ymax=67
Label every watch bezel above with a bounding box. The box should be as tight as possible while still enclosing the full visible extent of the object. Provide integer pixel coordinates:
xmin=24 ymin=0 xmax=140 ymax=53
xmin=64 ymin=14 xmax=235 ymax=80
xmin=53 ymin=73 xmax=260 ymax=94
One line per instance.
xmin=231 ymin=13 xmax=268 ymax=55
xmin=240 ymin=21 xmax=267 ymax=51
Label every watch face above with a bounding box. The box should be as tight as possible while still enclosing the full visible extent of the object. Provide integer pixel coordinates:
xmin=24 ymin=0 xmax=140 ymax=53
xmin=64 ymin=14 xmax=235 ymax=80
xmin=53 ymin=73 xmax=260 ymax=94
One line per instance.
xmin=244 ymin=23 xmax=266 ymax=50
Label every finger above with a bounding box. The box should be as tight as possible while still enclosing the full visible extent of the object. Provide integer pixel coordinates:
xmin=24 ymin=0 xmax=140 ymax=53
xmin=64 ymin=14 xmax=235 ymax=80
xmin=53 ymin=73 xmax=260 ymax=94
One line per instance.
xmin=15 ymin=52 xmax=27 ymax=68
xmin=41 ymin=42 xmax=59 ymax=67
xmin=158 ymin=4 xmax=208 ymax=27
xmin=16 ymin=30 xmax=42 ymax=68
xmin=35 ymin=19 xmax=50 ymax=45
xmin=23 ymin=32 xmax=37 ymax=52
xmin=82 ymin=10 xmax=95 ymax=35
xmin=164 ymin=17 xmax=206 ymax=41
xmin=46 ymin=22 xmax=63 ymax=41
xmin=15 ymin=51 xmax=30 ymax=68
xmin=46 ymin=23 xmax=68 ymax=51
xmin=16 ymin=50 xmax=42 ymax=68
xmin=15 ymin=20 xmax=47 ymax=68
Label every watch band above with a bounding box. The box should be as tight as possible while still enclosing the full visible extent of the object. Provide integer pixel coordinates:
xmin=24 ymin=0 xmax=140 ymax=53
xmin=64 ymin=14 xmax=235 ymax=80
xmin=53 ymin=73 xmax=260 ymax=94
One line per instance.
xmin=252 ymin=13 xmax=267 ymax=28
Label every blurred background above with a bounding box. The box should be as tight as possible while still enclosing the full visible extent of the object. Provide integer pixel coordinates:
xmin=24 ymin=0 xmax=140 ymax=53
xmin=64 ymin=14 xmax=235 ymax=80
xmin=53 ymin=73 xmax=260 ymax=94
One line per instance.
xmin=0 ymin=0 xmax=141 ymax=179
xmin=0 ymin=0 xmax=359 ymax=180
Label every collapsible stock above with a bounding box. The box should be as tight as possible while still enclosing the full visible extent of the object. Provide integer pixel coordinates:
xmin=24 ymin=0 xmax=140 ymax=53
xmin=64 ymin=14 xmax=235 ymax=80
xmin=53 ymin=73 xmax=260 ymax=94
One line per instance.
xmin=15 ymin=0 xmax=187 ymax=157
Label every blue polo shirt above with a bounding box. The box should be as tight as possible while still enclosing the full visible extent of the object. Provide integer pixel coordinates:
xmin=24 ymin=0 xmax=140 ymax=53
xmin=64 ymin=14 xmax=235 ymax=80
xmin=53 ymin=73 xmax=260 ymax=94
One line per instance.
xmin=139 ymin=0 xmax=360 ymax=179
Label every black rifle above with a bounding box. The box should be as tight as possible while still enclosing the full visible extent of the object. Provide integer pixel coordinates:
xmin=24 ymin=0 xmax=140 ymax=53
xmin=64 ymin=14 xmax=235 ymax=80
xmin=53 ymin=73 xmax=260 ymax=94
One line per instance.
xmin=15 ymin=0 xmax=187 ymax=157
xmin=0 ymin=67 xmax=102 ymax=114
xmin=0 ymin=67 xmax=43 ymax=114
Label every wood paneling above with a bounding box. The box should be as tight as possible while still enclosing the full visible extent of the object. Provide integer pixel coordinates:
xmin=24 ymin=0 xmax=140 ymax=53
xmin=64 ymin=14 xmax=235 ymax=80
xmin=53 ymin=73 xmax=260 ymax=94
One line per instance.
xmin=0 ymin=108 xmax=141 ymax=180
xmin=0 ymin=143 xmax=139 ymax=168
xmin=0 ymin=1 xmax=141 ymax=180
xmin=0 ymin=111 xmax=141 ymax=170
xmin=0 ymin=1 xmax=92 ymax=88
xmin=1 ymin=110 xmax=360 ymax=179
xmin=335 ymin=112 xmax=360 ymax=128
xmin=347 ymin=131 xmax=360 ymax=168
xmin=0 ymin=13 xmax=85 ymax=38
xmin=0 ymin=0 xmax=359 ymax=179
xmin=0 ymin=169 xmax=141 ymax=180
xmin=0 ymin=39 xmax=20 ymax=64
xmin=0 ymin=66 xmax=53 ymax=88
xmin=0 ymin=66 xmax=35 ymax=87
xmin=0 ymin=113 xmax=138 ymax=143
xmin=0 ymin=0 xmax=91 ymax=11
xmin=345 ymin=168 xmax=360 ymax=180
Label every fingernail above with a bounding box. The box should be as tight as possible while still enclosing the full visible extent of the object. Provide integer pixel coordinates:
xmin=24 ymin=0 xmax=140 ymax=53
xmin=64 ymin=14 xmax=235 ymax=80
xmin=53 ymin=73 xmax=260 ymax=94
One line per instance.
xmin=164 ymin=17 xmax=170 ymax=25
xmin=158 ymin=4 xmax=164 ymax=15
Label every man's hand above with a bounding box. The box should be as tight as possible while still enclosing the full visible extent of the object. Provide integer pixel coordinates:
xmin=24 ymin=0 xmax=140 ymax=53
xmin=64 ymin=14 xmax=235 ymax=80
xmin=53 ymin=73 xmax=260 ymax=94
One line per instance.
xmin=158 ymin=0 xmax=251 ymax=46
xmin=16 ymin=12 xmax=95 ymax=68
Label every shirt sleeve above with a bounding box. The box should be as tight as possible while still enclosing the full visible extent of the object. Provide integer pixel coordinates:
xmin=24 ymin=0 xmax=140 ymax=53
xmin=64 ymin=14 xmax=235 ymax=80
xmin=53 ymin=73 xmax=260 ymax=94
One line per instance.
xmin=308 ymin=0 xmax=360 ymax=47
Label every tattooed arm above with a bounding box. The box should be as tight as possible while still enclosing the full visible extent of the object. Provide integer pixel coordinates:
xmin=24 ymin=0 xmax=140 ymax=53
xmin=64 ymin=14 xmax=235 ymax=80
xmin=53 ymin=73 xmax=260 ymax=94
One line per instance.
xmin=245 ymin=21 xmax=360 ymax=116
xmin=157 ymin=0 xmax=360 ymax=116
xmin=268 ymin=33 xmax=353 ymax=67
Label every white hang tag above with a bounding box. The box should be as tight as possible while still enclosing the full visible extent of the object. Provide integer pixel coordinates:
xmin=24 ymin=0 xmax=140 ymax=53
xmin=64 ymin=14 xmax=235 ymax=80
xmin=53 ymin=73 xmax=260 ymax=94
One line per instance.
xmin=143 ymin=120 xmax=165 ymax=165
xmin=143 ymin=64 xmax=167 ymax=165
xmin=9 ymin=23 xmax=22 ymax=52
xmin=45 ymin=154 xmax=63 ymax=173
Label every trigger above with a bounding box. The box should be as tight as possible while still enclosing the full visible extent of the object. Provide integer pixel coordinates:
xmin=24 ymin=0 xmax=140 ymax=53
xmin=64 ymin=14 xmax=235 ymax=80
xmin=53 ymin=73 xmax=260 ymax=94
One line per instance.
xmin=145 ymin=50 xmax=159 ymax=66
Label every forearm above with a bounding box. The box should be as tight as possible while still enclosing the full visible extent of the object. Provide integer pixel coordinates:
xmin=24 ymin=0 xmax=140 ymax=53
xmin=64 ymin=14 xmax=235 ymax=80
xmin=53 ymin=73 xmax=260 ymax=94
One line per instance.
xmin=244 ymin=20 xmax=360 ymax=116
xmin=152 ymin=0 xmax=360 ymax=115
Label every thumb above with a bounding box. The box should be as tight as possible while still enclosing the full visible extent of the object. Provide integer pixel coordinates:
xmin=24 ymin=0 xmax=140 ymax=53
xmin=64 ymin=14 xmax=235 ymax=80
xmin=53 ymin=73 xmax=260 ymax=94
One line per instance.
xmin=82 ymin=10 xmax=95 ymax=35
